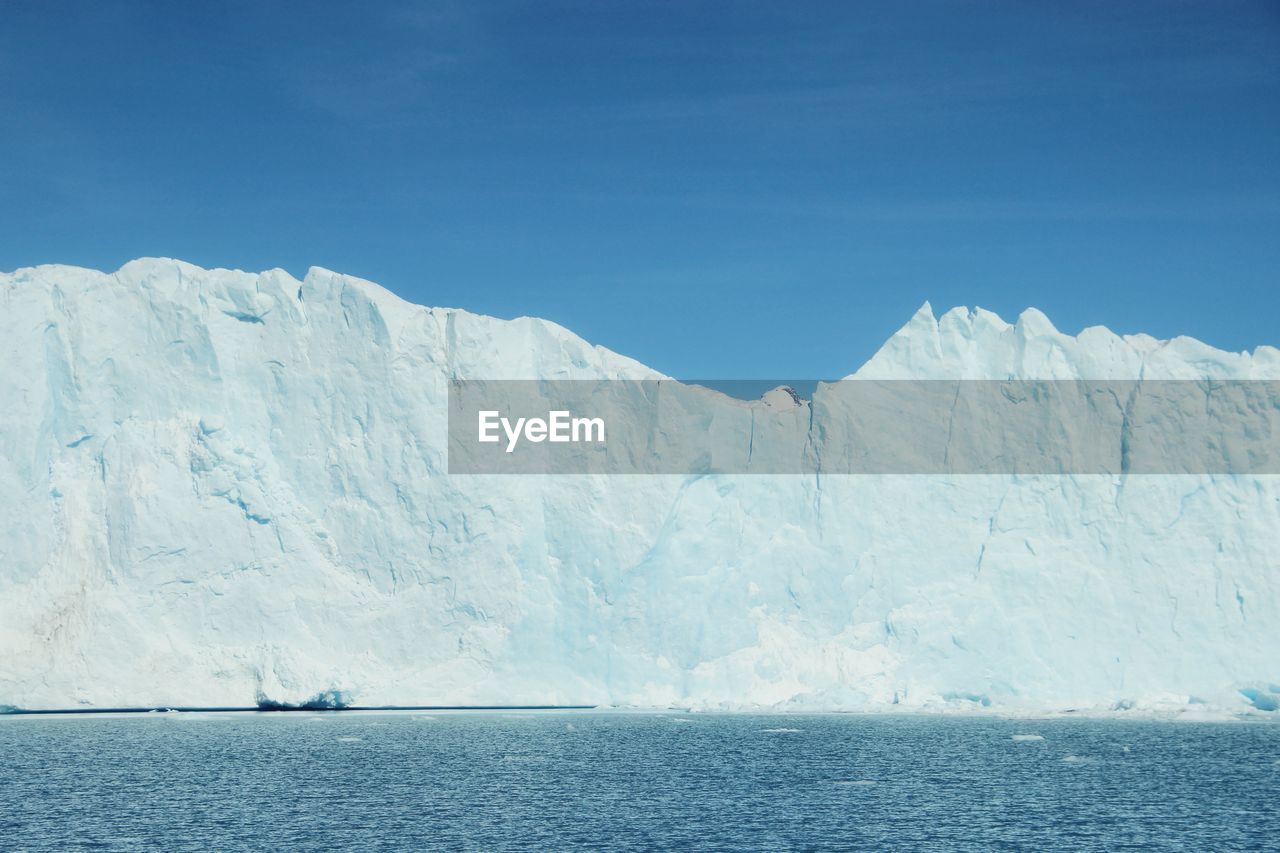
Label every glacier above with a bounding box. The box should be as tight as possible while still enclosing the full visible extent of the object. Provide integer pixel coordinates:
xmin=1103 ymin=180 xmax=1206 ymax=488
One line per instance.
xmin=1 ymin=258 xmax=1277 ymax=715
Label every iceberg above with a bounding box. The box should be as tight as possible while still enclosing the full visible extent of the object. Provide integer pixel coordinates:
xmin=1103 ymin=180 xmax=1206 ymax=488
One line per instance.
xmin=1 ymin=258 xmax=1277 ymax=715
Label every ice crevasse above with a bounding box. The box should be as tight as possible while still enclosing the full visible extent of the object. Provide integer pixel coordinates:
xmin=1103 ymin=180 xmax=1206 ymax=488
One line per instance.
xmin=0 ymin=258 xmax=1277 ymax=715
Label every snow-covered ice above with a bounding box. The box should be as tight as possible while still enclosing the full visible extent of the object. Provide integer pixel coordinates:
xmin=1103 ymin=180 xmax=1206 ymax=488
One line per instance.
xmin=1 ymin=259 xmax=1277 ymax=715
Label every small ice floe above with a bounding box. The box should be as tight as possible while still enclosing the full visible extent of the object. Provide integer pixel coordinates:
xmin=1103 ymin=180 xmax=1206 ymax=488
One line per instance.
xmin=833 ymin=780 xmax=877 ymax=786
xmin=305 ymin=717 xmax=327 ymax=723
xmin=761 ymin=728 xmax=803 ymax=734
xmin=670 ymin=717 xmax=696 ymax=724
xmin=565 ymin=723 xmax=576 ymax=731
xmin=1061 ymin=754 xmax=1092 ymax=764
xmin=1011 ymin=734 xmax=1044 ymax=742
xmin=412 ymin=715 xmax=437 ymax=722
xmin=337 ymin=736 xmax=363 ymax=743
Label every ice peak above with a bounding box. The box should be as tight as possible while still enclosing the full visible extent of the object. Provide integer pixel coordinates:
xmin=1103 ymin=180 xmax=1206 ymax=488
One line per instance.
xmin=1015 ymin=306 xmax=1058 ymax=336
xmin=760 ymin=385 xmax=804 ymax=409
xmin=909 ymin=300 xmax=936 ymax=326
xmin=853 ymin=302 xmax=1277 ymax=380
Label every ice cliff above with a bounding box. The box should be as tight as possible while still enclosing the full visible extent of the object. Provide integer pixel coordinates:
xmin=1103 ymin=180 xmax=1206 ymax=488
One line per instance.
xmin=1 ymin=259 xmax=1277 ymax=714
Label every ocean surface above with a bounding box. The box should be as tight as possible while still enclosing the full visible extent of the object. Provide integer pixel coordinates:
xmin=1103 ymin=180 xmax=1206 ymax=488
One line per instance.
xmin=1 ymin=712 xmax=1276 ymax=851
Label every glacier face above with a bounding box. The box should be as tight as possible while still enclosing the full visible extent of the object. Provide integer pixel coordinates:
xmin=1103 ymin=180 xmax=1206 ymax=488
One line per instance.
xmin=1 ymin=258 xmax=1277 ymax=714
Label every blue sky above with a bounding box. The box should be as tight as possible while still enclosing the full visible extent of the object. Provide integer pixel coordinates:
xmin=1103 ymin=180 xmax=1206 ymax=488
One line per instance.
xmin=2 ymin=0 xmax=1278 ymax=377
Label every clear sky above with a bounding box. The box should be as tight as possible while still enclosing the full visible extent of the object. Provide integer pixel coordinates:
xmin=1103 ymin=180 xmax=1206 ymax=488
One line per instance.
xmin=3 ymin=0 xmax=1278 ymax=378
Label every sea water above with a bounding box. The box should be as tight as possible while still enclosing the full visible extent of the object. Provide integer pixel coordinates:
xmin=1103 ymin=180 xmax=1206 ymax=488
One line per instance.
xmin=1 ymin=713 xmax=1276 ymax=850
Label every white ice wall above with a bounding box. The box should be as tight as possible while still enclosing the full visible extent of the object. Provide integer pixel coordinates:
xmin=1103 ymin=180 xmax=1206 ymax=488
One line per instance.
xmin=1 ymin=259 xmax=1276 ymax=714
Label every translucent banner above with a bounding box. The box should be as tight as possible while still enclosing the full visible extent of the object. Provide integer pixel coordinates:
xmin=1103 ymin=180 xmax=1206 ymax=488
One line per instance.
xmin=447 ymin=379 xmax=1280 ymax=475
